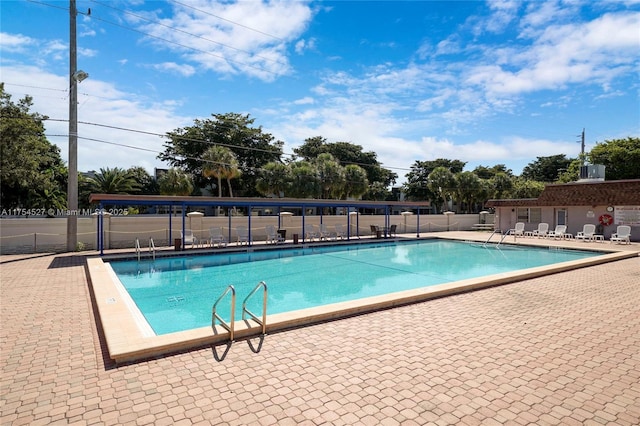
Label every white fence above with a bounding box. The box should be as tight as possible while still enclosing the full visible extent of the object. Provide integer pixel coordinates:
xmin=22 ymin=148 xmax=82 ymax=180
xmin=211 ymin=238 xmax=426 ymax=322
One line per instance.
xmin=0 ymin=213 xmax=492 ymax=254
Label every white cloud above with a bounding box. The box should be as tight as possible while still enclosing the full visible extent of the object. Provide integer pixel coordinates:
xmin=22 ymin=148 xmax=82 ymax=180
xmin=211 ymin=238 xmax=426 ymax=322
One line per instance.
xmin=151 ymin=62 xmax=196 ymax=77
xmin=0 ymin=32 xmax=35 ymax=52
xmin=2 ymin=65 xmax=191 ymax=174
xmin=295 ymin=38 xmax=316 ymax=54
xmin=484 ymin=0 xmax=521 ymax=33
xmin=293 ymin=96 xmax=314 ymax=105
xmin=128 ymin=0 xmax=315 ymax=81
xmin=466 ymin=12 xmax=640 ymax=96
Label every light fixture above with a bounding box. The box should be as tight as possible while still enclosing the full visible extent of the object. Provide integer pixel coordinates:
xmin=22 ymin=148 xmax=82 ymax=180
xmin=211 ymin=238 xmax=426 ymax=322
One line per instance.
xmin=73 ymin=70 xmax=89 ymax=83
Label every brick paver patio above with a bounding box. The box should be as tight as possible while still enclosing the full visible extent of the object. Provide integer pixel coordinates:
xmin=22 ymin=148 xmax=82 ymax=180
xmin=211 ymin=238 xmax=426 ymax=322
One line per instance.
xmin=1 ymin=239 xmax=639 ymax=425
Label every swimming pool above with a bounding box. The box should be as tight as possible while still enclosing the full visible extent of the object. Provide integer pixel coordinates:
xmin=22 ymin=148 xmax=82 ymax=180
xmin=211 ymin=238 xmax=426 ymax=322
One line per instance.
xmin=109 ymin=240 xmax=601 ymax=335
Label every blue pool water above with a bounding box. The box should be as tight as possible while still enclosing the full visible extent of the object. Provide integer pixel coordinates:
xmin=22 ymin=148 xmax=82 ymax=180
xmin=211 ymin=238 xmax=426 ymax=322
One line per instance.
xmin=109 ymin=240 xmax=599 ymax=335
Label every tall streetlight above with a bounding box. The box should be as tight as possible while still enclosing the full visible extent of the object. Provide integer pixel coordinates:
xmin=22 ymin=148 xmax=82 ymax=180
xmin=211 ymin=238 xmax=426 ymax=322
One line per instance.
xmin=67 ymin=0 xmax=88 ymax=251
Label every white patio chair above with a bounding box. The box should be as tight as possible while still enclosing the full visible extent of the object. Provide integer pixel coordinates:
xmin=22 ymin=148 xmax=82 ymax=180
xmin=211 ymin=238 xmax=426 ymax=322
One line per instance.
xmin=318 ymin=223 xmax=330 ymax=241
xmin=265 ymin=225 xmax=284 ymax=244
xmin=304 ymin=224 xmax=318 ymax=241
xmin=610 ymin=225 xmax=631 ymax=244
xmin=181 ymin=230 xmax=199 ymax=248
xmin=334 ymin=224 xmax=347 ymax=240
xmin=510 ymin=222 xmax=525 ymax=237
xmin=236 ymin=226 xmax=251 ymax=246
xmin=547 ymin=225 xmax=567 ymax=239
xmin=209 ymin=227 xmax=228 ymax=248
xmin=575 ymin=224 xmax=596 ymax=242
xmin=530 ymin=223 xmax=549 ymax=238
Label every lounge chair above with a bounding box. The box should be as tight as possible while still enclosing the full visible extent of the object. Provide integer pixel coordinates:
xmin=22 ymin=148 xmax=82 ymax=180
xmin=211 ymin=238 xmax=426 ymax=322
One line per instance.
xmin=510 ymin=222 xmax=525 ymax=237
xmin=208 ymin=227 xmax=228 ymax=248
xmin=181 ymin=230 xmax=199 ymax=248
xmin=529 ymin=223 xmax=549 ymax=238
xmin=318 ymin=223 xmax=330 ymax=241
xmin=236 ymin=226 xmax=251 ymax=246
xmin=610 ymin=225 xmax=631 ymax=244
xmin=547 ymin=225 xmax=567 ymax=239
xmin=370 ymin=225 xmax=380 ymax=237
xmin=304 ymin=224 xmax=318 ymax=241
xmin=334 ymin=224 xmax=347 ymax=240
xmin=575 ymin=224 xmax=596 ymax=242
xmin=388 ymin=224 xmax=397 ymax=237
xmin=265 ymin=225 xmax=284 ymax=244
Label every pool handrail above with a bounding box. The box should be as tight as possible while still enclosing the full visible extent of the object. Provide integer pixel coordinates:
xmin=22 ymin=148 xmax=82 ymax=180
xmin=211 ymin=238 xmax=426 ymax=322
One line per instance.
xmin=242 ymin=281 xmax=268 ymax=335
xmin=212 ymin=285 xmax=236 ymax=341
xmin=149 ymin=237 xmax=156 ymax=261
xmin=135 ymin=238 xmax=141 ymax=262
xmin=482 ymin=229 xmax=501 ymax=247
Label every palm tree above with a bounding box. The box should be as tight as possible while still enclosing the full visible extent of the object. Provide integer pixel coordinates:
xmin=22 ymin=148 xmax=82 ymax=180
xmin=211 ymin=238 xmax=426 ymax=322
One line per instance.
xmin=316 ymin=153 xmax=345 ymax=199
xmin=343 ymin=164 xmax=369 ymax=199
xmin=256 ymin=162 xmax=291 ymax=197
xmin=87 ymin=167 xmax=140 ymax=194
xmin=202 ymin=146 xmax=240 ymax=197
xmin=158 ymin=167 xmax=193 ymax=196
xmin=427 ymin=167 xmax=455 ymax=213
xmin=454 ymin=171 xmax=483 ymax=213
xmin=289 ymin=161 xmax=321 ymax=198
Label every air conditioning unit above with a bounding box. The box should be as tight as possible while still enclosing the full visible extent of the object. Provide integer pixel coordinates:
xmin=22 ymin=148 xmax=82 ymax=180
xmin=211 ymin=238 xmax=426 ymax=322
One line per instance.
xmin=579 ymin=164 xmax=605 ymax=181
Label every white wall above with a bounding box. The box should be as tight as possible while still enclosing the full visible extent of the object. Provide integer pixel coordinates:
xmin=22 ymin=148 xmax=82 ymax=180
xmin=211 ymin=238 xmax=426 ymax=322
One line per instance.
xmin=494 ymin=205 xmax=639 ymax=241
xmin=0 ymin=213 xmax=493 ymax=254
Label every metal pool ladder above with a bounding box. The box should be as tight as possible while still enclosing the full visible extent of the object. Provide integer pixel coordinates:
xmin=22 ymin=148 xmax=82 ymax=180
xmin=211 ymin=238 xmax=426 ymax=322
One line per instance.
xmin=212 ymin=285 xmax=236 ymax=341
xmin=482 ymin=229 xmax=501 ymax=247
xmin=242 ymin=281 xmax=268 ymax=335
xmin=149 ymin=237 xmax=156 ymax=261
xmin=135 ymin=237 xmax=156 ymax=261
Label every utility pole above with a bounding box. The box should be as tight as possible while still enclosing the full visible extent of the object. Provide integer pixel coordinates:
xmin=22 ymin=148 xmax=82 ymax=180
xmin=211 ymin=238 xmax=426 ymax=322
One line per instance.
xmin=67 ymin=0 xmax=78 ymax=252
xmin=578 ymin=128 xmax=586 ymax=166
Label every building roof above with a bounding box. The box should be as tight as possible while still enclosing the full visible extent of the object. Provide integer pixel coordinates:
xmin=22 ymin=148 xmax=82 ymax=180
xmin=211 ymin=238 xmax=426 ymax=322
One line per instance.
xmin=88 ymin=193 xmax=430 ymax=209
xmin=486 ymin=179 xmax=640 ymax=208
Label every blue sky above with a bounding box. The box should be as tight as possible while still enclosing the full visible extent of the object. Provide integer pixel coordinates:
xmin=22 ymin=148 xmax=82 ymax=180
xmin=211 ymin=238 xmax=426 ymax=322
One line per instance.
xmin=1 ymin=0 xmax=639 ymax=184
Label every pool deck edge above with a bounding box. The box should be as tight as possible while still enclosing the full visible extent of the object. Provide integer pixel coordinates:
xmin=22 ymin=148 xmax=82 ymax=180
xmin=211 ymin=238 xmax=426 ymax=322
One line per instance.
xmin=87 ymin=239 xmax=639 ymax=364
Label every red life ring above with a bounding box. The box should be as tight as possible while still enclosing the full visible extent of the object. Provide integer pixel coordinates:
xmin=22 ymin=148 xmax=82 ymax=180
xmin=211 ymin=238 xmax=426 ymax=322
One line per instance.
xmin=599 ymin=214 xmax=613 ymax=226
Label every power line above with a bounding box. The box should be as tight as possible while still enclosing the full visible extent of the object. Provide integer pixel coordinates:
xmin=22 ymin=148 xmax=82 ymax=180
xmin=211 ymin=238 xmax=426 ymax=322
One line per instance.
xmin=86 ymin=13 xmax=282 ymax=76
xmin=44 ymin=133 xmax=392 ymax=186
xmin=2 ymin=110 xmax=407 ymax=172
xmin=25 ymin=0 xmax=68 ymax=12
xmin=26 ymin=0 xmax=285 ymax=77
xmin=168 ymin=0 xmax=285 ymax=42
xmin=90 ymin=0 xmax=289 ymax=68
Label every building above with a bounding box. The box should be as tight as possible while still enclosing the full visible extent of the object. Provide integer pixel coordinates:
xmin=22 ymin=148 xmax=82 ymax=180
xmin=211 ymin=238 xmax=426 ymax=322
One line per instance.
xmin=486 ymin=179 xmax=640 ymax=241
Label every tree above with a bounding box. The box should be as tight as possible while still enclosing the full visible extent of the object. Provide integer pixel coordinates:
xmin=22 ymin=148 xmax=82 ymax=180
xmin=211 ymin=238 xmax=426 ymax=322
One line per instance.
xmin=0 ymin=84 xmax=67 ymax=210
xmin=510 ymin=178 xmax=546 ymax=198
xmin=454 ymin=171 xmax=482 ymax=213
xmin=472 ymin=164 xmax=512 ymax=179
xmin=343 ymin=164 xmax=369 ymax=199
xmin=588 ymin=137 xmax=640 ymax=180
xmin=427 ymin=167 xmax=456 ymax=213
xmin=202 ymin=146 xmax=240 ymax=197
xmin=256 ymin=162 xmax=291 ymax=197
xmin=158 ymin=168 xmax=194 ymax=196
xmin=403 ymin=158 xmax=466 ymax=201
xmin=294 ymin=137 xmax=397 ymax=193
xmin=490 ymin=172 xmax=514 ymax=199
xmin=556 ymin=159 xmax=583 ymax=183
xmin=86 ymin=167 xmax=140 ymax=194
xmin=288 ymin=161 xmax=320 ymax=198
xmin=521 ymin=154 xmax=573 ymax=182
xmin=159 ymin=113 xmax=283 ymax=196
xmin=316 ymin=153 xmax=345 ymax=199
xmin=127 ymin=166 xmax=158 ymax=194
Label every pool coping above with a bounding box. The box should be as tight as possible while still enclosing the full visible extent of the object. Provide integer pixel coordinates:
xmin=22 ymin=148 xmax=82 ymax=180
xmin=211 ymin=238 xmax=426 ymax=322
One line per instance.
xmin=86 ymin=237 xmax=639 ymax=364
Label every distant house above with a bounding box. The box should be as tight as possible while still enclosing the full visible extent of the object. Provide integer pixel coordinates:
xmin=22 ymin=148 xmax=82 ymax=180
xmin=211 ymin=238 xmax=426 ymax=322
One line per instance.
xmin=486 ymin=179 xmax=640 ymax=241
